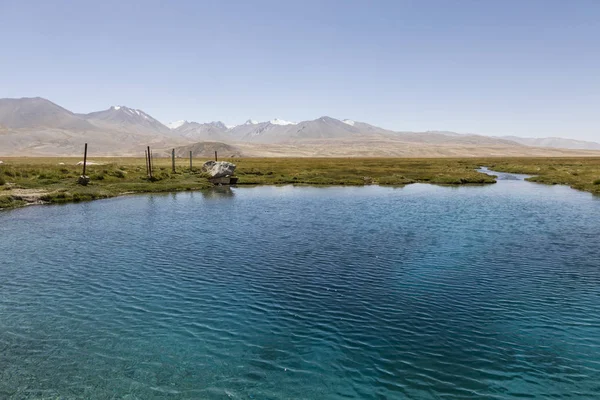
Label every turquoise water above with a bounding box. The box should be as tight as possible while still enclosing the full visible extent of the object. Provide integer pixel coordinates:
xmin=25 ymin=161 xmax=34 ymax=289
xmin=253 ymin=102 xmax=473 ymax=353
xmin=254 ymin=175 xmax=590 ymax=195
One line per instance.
xmin=1 ymin=174 xmax=600 ymax=399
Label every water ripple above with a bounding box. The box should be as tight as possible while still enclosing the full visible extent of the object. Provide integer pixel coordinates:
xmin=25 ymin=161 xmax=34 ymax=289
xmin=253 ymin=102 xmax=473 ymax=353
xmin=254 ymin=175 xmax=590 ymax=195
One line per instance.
xmin=1 ymin=183 xmax=600 ymax=399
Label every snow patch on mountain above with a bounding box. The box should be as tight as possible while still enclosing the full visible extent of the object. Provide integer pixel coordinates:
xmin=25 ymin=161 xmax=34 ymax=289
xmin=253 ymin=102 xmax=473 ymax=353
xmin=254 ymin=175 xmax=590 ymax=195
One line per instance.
xmin=270 ymin=118 xmax=297 ymax=126
xmin=343 ymin=119 xmax=355 ymax=126
xmin=111 ymin=105 xmax=152 ymax=120
xmin=245 ymin=119 xmax=259 ymax=125
xmin=167 ymin=120 xmax=187 ymax=130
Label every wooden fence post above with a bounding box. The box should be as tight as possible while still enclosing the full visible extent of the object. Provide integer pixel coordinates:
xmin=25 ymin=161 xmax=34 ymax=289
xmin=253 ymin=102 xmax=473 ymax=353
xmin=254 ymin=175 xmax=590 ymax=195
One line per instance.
xmin=77 ymin=143 xmax=90 ymax=185
xmin=82 ymin=143 xmax=88 ymax=176
xmin=172 ymin=148 xmax=176 ymax=173
xmin=147 ymin=146 xmax=153 ymax=179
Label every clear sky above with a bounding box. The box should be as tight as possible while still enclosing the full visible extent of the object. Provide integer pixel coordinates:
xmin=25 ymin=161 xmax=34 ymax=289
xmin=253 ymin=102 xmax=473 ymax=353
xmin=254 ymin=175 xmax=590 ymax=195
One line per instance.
xmin=1 ymin=0 xmax=598 ymax=140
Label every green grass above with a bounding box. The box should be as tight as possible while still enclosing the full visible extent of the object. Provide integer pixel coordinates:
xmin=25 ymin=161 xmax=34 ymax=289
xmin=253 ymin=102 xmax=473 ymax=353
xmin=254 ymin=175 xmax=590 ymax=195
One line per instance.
xmin=482 ymin=158 xmax=600 ymax=195
xmin=1 ymin=156 xmax=599 ymax=210
xmin=0 ymin=157 xmax=212 ymax=209
xmin=229 ymin=158 xmax=496 ymax=186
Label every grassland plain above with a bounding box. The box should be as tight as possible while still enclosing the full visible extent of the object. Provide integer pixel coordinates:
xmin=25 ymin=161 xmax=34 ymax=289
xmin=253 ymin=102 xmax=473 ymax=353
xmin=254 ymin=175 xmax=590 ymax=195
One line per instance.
xmin=0 ymin=157 xmax=599 ymax=210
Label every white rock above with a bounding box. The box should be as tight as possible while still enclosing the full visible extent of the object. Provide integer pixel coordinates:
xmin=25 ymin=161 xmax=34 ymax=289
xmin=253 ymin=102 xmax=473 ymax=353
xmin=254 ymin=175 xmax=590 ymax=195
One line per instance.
xmin=202 ymin=161 xmax=236 ymax=178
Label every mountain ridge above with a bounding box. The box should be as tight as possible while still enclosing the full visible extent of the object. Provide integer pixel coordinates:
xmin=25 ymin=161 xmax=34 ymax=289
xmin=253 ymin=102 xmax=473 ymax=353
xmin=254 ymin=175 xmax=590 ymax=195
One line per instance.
xmin=83 ymin=105 xmax=170 ymax=135
xmin=1 ymin=97 xmax=599 ymax=156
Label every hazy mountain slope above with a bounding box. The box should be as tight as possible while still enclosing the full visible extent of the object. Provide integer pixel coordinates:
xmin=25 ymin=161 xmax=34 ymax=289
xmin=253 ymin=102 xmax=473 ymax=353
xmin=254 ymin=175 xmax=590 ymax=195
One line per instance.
xmin=0 ymin=127 xmax=187 ymax=157
xmin=83 ymin=106 xmax=170 ymax=135
xmin=173 ymin=121 xmax=228 ymax=141
xmin=228 ymin=116 xmax=370 ymax=143
xmin=226 ymin=117 xmax=524 ymax=146
xmin=500 ymin=136 xmax=600 ymax=150
xmin=0 ymin=97 xmax=96 ymax=130
xmin=232 ymin=138 xmax=600 ymax=158
xmin=349 ymin=120 xmax=397 ymax=136
xmin=393 ymin=131 xmax=522 ymax=146
xmin=170 ymin=141 xmax=244 ymax=158
xmin=226 ymin=120 xmax=282 ymax=142
xmin=284 ymin=116 xmax=363 ymax=141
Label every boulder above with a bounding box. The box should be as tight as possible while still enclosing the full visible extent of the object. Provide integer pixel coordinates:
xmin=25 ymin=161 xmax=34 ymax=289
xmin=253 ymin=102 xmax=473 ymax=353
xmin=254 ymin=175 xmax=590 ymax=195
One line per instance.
xmin=202 ymin=161 xmax=236 ymax=178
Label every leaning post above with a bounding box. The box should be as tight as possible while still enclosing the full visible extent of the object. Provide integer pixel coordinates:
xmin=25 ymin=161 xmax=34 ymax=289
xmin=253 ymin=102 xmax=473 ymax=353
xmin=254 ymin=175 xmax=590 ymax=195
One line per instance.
xmin=189 ymin=151 xmax=193 ymax=171
xmin=82 ymin=143 xmax=88 ymax=176
xmin=215 ymin=151 xmax=218 ymax=162
xmin=147 ymin=145 xmax=153 ymax=179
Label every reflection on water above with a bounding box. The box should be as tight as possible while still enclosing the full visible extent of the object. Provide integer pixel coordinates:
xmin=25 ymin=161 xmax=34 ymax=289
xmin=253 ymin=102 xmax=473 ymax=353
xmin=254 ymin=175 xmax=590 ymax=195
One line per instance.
xmin=1 ymin=180 xmax=599 ymax=399
xmin=201 ymin=186 xmax=235 ymax=199
xmin=478 ymin=166 xmax=531 ymax=180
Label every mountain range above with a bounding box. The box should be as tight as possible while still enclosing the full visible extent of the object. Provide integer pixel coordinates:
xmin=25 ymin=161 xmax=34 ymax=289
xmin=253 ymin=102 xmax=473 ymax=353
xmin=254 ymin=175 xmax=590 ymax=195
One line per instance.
xmin=0 ymin=97 xmax=599 ymax=157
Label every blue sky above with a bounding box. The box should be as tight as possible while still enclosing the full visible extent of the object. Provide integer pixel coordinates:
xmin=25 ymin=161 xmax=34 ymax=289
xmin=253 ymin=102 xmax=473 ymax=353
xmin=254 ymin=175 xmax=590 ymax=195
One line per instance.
xmin=1 ymin=0 xmax=598 ymax=140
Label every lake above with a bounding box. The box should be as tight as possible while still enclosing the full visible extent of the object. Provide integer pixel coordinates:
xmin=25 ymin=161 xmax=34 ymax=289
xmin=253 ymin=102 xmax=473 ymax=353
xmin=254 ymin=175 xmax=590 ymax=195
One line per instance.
xmin=1 ymin=173 xmax=600 ymax=399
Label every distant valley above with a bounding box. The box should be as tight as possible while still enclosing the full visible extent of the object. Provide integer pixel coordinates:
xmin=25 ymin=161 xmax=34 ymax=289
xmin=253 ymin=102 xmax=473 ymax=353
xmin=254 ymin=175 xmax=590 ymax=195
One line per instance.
xmin=0 ymin=97 xmax=599 ymax=157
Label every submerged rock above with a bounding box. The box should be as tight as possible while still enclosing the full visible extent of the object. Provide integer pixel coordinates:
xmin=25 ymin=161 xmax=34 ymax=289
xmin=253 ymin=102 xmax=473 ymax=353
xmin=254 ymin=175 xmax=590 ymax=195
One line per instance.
xmin=202 ymin=161 xmax=236 ymax=178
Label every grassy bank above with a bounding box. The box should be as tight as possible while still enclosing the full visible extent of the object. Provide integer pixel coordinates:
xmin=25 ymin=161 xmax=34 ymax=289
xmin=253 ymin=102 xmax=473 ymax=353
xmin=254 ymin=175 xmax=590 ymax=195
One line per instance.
xmin=0 ymin=157 xmax=213 ymax=210
xmin=1 ymin=157 xmax=599 ymax=210
xmin=231 ymin=158 xmax=495 ymax=185
xmin=484 ymin=157 xmax=600 ymax=195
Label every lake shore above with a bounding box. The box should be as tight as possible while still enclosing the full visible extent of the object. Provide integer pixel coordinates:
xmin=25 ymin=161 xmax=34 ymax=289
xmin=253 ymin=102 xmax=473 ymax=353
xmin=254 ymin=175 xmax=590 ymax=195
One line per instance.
xmin=1 ymin=157 xmax=599 ymax=210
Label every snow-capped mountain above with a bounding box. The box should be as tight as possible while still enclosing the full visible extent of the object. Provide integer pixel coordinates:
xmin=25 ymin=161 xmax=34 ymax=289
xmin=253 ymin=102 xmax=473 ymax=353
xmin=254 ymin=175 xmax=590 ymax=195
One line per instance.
xmin=1 ymin=97 xmax=600 ymax=156
xmin=0 ymin=98 xmax=188 ymax=155
xmin=84 ymin=105 xmax=170 ymax=135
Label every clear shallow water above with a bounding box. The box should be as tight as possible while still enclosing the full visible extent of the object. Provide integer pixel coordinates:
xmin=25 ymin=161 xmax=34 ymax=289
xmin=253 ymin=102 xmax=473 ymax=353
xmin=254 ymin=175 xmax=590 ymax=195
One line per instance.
xmin=1 ymin=179 xmax=600 ymax=399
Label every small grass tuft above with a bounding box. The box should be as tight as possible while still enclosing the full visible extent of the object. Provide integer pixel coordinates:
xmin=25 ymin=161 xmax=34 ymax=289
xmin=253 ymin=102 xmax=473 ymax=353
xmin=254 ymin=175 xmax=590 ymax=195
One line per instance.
xmin=112 ymin=170 xmax=126 ymax=178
